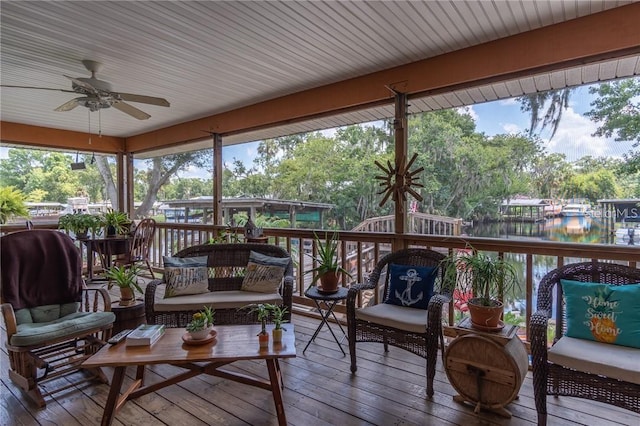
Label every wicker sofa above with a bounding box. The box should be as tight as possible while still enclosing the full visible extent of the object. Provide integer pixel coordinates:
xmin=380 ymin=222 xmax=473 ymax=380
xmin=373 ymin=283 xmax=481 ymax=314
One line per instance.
xmin=145 ymin=242 xmax=294 ymax=327
xmin=530 ymin=261 xmax=640 ymax=426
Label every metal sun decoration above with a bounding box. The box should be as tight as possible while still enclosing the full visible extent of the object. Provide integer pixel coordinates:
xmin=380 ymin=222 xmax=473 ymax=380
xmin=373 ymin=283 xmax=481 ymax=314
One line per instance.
xmin=375 ymin=153 xmax=424 ymax=207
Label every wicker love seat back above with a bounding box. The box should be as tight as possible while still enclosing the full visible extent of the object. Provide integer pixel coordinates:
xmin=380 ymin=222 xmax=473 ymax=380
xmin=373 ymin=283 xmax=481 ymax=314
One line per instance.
xmin=145 ymin=242 xmax=294 ymax=327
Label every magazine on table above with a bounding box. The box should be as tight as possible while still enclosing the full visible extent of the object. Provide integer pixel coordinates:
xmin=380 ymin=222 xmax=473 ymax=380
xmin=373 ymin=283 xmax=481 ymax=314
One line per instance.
xmin=126 ymin=324 xmax=166 ymax=346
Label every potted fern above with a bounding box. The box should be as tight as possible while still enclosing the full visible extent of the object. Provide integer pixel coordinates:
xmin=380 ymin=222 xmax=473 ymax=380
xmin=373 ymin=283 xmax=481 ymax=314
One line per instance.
xmin=442 ymin=248 xmax=519 ymax=329
xmin=305 ymin=231 xmax=352 ymax=293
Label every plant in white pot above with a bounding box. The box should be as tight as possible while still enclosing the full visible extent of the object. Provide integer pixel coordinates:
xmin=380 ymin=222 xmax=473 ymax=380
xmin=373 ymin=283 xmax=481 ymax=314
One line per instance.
xmin=186 ymin=306 xmax=215 ymax=340
xmin=305 ymin=231 xmax=352 ymax=294
xmin=442 ymin=248 xmax=519 ymax=329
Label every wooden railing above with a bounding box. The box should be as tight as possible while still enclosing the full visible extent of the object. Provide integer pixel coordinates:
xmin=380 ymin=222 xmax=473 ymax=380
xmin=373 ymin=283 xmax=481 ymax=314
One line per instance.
xmin=150 ymin=222 xmax=640 ymax=343
xmin=4 ymin=221 xmax=638 ymax=344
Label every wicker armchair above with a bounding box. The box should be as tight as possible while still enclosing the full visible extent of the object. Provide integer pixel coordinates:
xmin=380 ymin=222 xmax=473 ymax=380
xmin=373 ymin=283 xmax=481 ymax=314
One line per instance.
xmin=145 ymin=242 xmax=294 ymax=327
xmin=346 ymin=248 xmax=451 ymax=398
xmin=531 ymin=261 xmax=640 ymax=426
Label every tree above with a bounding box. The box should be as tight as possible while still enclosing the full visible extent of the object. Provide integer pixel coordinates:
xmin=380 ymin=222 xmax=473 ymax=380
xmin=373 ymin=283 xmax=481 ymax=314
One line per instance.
xmin=91 ymin=150 xmax=213 ymax=218
xmin=518 ymin=89 xmax=573 ymax=139
xmin=585 ymin=79 xmax=640 ymax=171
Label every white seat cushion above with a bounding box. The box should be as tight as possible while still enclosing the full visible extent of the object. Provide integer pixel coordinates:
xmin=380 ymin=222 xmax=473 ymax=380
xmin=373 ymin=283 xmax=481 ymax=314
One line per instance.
xmin=355 ymin=303 xmax=427 ymax=334
xmin=154 ymin=290 xmax=282 ymax=312
xmin=548 ymin=336 xmax=640 ymax=385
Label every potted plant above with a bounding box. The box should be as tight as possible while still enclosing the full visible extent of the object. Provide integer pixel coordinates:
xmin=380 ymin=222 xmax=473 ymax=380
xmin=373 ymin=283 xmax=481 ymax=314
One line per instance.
xmin=0 ymin=186 xmax=29 ymax=225
xmin=104 ymin=265 xmax=143 ymax=306
xmin=101 ymin=209 xmax=130 ymax=236
xmin=58 ymin=213 xmax=101 ymax=238
xmin=185 ymin=306 xmax=215 ymax=340
xmin=305 ymin=231 xmax=352 ymax=293
xmin=265 ymin=304 xmax=288 ymax=343
xmin=442 ymin=247 xmax=519 ymax=329
xmin=246 ymin=304 xmax=270 ymax=348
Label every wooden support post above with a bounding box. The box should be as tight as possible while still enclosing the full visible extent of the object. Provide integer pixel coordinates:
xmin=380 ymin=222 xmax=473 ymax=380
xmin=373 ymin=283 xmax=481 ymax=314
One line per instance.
xmin=393 ymin=91 xmax=408 ymax=248
xmin=213 ymin=133 xmax=223 ymax=226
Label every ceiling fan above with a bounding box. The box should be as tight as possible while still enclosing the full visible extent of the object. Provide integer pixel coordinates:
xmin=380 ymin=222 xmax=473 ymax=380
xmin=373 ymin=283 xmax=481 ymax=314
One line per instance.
xmin=2 ymin=60 xmax=170 ymax=120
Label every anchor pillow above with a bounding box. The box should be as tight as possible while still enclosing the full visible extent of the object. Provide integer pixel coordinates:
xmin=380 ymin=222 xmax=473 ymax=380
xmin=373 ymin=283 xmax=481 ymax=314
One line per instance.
xmin=385 ymin=264 xmax=437 ymax=309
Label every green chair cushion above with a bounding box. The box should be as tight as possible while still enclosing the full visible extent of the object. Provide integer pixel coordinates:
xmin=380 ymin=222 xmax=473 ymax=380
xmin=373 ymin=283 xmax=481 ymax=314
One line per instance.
xmin=15 ymin=303 xmax=81 ymax=324
xmin=10 ymin=311 xmax=115 ymax=347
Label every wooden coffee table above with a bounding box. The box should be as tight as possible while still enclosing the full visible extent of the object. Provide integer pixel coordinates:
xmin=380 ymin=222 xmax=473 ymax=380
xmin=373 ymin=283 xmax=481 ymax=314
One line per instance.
xmin=83 ymin=324 xmax=296 ymax=426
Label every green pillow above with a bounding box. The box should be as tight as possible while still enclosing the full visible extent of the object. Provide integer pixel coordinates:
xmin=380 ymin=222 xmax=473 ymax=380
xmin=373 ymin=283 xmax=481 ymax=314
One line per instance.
xmin=561 ymin=279 xmax=640 ymax=349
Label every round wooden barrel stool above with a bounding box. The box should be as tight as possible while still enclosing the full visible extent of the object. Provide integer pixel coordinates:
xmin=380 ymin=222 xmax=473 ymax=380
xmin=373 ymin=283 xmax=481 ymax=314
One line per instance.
xmin=445 ymin=333 xmax=528 ymax=418
xmin=110 ymin=299 xmax=146 ymax=334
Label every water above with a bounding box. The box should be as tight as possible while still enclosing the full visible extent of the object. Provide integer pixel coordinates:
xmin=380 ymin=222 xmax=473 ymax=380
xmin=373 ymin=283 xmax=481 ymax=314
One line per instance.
xmin=464 ymin=216 xmax=637 ymax=246
xmin=457 ymin=216 xmax=638 ymax=322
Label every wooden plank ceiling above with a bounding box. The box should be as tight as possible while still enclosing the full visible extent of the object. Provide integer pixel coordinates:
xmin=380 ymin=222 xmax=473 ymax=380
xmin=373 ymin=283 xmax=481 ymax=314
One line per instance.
xmin=1 ymin=1 xmax=639 ymax=155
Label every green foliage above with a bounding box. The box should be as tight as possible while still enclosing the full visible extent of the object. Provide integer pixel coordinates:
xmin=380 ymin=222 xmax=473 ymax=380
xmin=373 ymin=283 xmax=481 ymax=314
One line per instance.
xmin=586 ymin=79 xmax=640 ymax=172
xmin=305 ymin=231 xmax=352 ymax=285
xmin=104 ymin=265 xmax=143 ymax=294
xmin=101 ymin=209 xmax=130 ymax=234
xmin=186 ymin=306 xmax=215 ymax=332
xmin=442 ymin=247 xmax=520 ymax=306
xmin=0 ymin=186 xmax=29 ymax=224
xmin=58 ymin=213 xmax=101 ymax=235
xmin=265 ymin=303 xmax=288 ymax=330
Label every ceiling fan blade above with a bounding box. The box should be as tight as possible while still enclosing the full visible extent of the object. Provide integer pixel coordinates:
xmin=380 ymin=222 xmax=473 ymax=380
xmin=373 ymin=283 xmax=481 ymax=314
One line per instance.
xmin=112 ymin=101 xmax=151 ymax=120
xmin=117 ymin=93 xmax=170 ymax=107
xmin=63 ymin=75 xmax=97 ymax=93
xmin=1 ymin=85 xmax=75 ymax=93
xmin=54 ymin=98 xmax=81 ymax=112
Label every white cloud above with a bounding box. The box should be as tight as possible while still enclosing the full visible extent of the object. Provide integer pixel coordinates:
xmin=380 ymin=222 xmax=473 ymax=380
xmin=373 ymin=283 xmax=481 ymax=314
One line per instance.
xmin=502 ymin=123 xmax=521 ymax=134
xmin=458 ymin=106 xmax=477 ymax=121
xmin=541 ymin=107 xmax=630 ymax=161
xmin=499 ymin=98 xmax=519 ymax=106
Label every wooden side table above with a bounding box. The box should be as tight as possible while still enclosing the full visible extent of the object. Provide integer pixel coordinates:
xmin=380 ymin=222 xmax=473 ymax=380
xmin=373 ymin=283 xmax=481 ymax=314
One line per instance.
xmin=444 ymin=317 xmax=528 ymax=418
xmin=110 ymin=299 xmax=146 ymax=334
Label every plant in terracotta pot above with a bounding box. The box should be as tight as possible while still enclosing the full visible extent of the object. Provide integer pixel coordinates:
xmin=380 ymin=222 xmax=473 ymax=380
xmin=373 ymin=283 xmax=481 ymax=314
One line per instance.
xmin=246 ymin=303 xmax=270 ymax=348
xmin=442 ymin=247 xmax=519 ymax=330
xmin=305 ymin=231 xmax=352 ymax=294
xmin=266 ymin=304 xmax=288 ymax=343
xmin=104 ymin=265 xmax=143 ymax=306
xmin=101 ymin=209 xmax=130 ymax=236
xmin=186 ymin=306 xmax=215 ymax=340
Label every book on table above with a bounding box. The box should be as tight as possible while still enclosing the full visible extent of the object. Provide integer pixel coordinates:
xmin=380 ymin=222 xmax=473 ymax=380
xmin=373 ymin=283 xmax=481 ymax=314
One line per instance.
xmin=126 ymin=324 xmax=166 ymax=346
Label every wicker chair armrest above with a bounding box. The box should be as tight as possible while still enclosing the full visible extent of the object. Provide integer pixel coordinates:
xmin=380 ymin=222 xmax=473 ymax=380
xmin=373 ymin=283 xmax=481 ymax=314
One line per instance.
xmin=0 ymin=303 xmax=17 ymax=339
xmin=530 ymin=310 xmax=550 ymax=354
xmin=81 ymin=287 xmax=113 ymax=312
xmin=427 ymin=294 xmax=448 ymax=328
xmin=144 ymin=278 xmax=164 ymax=321
xmin=281 ymin=275 xmax=294 ymax=322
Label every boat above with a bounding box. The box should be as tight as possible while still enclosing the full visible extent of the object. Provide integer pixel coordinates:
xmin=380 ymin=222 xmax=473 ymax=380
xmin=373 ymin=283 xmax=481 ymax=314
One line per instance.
xmin=615 ymin=224 xmax=640 ymax=245
xmin=560 ymin=203 xmax=590 ymax=217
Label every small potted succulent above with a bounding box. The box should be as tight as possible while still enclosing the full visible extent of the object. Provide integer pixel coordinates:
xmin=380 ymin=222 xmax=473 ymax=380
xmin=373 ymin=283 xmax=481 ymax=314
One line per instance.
xmin=104 ymin=265 xmax=143 ymax=306
xmin=266 ymin=304 xmax=288 ymax=343
xmin=186 ymin=306 xmax=215 ymax=340
xmin=245 ymin=303 xmax=270 ymax=348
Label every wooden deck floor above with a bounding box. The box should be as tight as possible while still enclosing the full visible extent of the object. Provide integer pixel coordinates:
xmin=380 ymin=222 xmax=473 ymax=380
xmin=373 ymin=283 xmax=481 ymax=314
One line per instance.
xmin=2 ymin=303 xmax=639 ymax=425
